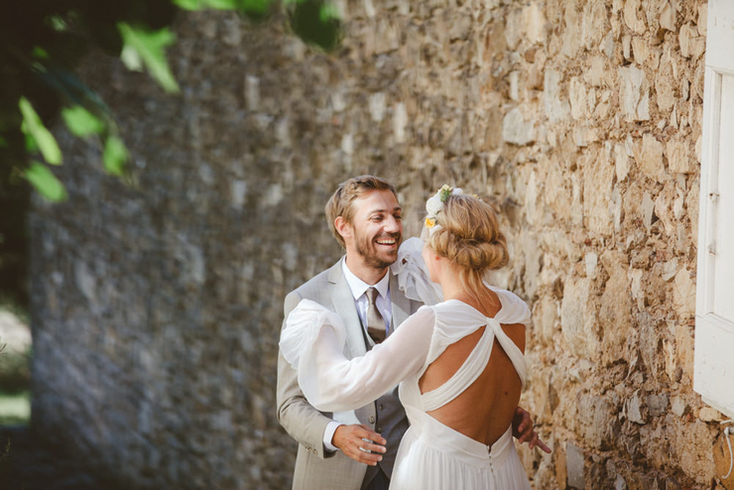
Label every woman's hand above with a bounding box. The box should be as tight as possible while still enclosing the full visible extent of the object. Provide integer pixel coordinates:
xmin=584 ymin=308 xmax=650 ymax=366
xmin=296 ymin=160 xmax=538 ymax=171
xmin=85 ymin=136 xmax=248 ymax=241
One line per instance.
xmin=512 ymin=407 xmax=552 ymax=453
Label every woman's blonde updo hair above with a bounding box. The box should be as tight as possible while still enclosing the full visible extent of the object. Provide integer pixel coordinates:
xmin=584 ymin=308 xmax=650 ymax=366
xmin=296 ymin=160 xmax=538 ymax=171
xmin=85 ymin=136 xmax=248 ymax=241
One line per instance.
xmin=425 ymin=193 xmax=509 ymax=301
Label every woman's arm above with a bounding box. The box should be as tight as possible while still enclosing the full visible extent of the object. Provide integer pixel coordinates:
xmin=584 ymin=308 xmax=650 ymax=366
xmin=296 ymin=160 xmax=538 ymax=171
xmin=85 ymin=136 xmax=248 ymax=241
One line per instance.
xmin=294 ymin=305 xmax=435 ymax=412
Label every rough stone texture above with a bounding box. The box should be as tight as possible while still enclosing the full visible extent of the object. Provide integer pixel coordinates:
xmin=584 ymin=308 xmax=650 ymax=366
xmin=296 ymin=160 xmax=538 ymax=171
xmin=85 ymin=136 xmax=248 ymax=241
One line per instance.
xmin=28 ymin=0 xmax=723 ymax=488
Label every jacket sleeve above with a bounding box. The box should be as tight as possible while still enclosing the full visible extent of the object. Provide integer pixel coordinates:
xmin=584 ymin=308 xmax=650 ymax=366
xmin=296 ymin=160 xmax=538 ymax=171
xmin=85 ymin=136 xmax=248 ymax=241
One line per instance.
xmin=276 ymin=290 xmax=335 ymax=459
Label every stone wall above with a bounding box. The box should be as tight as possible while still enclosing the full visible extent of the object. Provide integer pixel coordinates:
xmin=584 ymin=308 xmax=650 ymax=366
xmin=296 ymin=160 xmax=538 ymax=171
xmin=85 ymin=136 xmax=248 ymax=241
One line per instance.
xmin=30 ymin=0 xmax=728 ymax=488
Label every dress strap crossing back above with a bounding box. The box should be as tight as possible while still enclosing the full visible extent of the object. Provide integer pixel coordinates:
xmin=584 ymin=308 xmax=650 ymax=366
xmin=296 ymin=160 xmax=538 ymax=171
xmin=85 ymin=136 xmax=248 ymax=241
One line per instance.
xmin=421 ymin=317 xmax=526 ymax=413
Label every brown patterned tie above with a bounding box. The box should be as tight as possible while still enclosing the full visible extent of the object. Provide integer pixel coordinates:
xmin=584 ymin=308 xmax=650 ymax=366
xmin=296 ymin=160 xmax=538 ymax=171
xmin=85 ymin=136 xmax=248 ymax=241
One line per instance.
xmin=366 ymin=287 xmax=385 ymax=343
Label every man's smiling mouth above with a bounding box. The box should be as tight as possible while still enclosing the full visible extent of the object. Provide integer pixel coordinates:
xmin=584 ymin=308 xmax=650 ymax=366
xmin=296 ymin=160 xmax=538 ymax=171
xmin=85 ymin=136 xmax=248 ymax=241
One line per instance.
xmin=375 ymin=238 xmax=398 ymax=246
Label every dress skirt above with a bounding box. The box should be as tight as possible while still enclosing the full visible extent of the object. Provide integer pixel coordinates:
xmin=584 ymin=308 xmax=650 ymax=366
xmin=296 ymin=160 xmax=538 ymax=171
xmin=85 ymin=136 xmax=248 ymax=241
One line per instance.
xmin=389 ymin=414 xmax=532 ymax=490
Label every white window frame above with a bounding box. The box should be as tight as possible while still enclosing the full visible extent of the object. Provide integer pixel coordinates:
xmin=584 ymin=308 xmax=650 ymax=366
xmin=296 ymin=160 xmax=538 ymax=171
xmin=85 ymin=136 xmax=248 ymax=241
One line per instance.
xmin=694 ymin=0 xmax=734 ymax=419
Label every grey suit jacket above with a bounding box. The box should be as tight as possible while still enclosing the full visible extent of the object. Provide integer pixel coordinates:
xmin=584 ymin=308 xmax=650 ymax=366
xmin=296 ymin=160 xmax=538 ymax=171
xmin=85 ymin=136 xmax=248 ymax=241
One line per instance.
xmin=276 ymin=257 xmax=421 ymax=490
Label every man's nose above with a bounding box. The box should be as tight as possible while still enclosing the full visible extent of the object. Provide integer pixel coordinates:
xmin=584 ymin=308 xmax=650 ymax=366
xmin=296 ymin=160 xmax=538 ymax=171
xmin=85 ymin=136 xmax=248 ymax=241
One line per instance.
xmin=383 ymin=216 xmax=401 ymax=233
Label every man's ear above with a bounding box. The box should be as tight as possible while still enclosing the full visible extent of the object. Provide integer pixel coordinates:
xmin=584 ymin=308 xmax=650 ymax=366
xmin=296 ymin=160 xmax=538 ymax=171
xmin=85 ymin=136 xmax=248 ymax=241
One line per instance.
xmin=334 ymin=216 xmax=352 ymax=241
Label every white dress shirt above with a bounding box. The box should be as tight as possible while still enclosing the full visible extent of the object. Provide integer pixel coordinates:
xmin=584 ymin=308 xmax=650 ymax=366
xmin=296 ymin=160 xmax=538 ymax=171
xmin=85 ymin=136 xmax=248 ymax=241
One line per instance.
xmin=322 ymin=259 xmax=393 ymax=452
xmin=341 ymin=260 xmax=392 ymax=335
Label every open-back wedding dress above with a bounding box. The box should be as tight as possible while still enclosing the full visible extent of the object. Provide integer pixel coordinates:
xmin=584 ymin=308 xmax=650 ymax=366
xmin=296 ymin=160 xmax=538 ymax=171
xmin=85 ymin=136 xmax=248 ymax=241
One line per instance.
xmin=279 ymin=240 xmax=533 ymax=489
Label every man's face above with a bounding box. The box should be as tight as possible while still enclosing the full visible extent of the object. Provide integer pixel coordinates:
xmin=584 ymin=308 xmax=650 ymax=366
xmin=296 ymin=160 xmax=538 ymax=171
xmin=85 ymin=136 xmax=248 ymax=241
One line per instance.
xmin=347 ymin=190 xmax=403 ymax=270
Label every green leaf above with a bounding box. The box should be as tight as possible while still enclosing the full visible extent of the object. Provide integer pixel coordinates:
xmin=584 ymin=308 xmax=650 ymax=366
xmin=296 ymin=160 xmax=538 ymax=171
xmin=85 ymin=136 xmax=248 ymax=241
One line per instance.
xmin=118 ymin=23 xmax=180 ymax=93
xmin=202 ymin=0 xmax=240 ymax=9
xmin=32 ymin=46 xmax=49 ymax=59
xmin=47 ymin=15 xmax=68 ymax=32
xmin=24 ymin=161 xmax=67 ymax=202
xmin=22 ymin=125 xmax=38 ymax=153
xmin=172 ymin=0 xmax=201 ymax=9
xmin=18 ymin=97 xmax=62 ymax=165
xmin=173 ymin=0 xmax=243 ymax=9
xmin=319 ymin=2 xmax=340 ymax=21
xmin=103 ymin=136 xmax=128 ymax=176
xmin=120 ymin=44 xmax=143 ymax=71
xmin=62 ymin=106 xmax=104 ymax=137
xmin=0 ymin=136 xmax=7 ymax=148
xmin=242 ymin=0 xmax=271 ymax=14
xmin=289 ymin=0 xmax=341 ymax=51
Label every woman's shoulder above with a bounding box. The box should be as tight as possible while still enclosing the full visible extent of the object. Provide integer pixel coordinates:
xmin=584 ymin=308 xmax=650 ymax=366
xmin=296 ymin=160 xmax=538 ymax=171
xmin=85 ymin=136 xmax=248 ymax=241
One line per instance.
xmin=487 ymin=286 xmax=531 ymax=325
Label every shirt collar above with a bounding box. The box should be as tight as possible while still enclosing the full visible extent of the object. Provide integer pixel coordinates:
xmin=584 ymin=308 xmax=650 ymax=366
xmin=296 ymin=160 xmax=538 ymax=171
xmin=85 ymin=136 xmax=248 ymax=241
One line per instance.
xmin=342 ymin=258 xmax=390 ymax=301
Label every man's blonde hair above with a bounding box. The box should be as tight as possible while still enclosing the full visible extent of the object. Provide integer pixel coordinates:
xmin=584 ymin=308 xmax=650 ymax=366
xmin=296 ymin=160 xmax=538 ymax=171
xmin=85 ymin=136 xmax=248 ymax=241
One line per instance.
xmin=325 ymin=175 xmax=397 ymax=248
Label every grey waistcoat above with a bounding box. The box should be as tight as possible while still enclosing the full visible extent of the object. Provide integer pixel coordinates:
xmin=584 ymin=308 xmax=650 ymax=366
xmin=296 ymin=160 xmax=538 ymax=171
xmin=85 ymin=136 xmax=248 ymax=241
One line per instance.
xmin=361 ymin=330 xmax=409 ymax=487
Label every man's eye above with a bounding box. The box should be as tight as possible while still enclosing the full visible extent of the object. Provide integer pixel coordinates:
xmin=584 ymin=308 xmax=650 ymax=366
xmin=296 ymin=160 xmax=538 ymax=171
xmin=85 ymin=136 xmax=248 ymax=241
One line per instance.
xmin=394 ymin=215 xmax=402 ymax=221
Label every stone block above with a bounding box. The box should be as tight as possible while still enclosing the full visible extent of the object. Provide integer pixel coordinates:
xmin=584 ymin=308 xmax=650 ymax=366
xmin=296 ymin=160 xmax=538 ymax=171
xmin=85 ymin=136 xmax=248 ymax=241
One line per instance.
xmin=525 ymin=170 xmax=540 ymax=225
xmin=569 ymin=77 xmax=588 ymax=120
xmin=502 ymin=107 xmax=535 ymax=145
xmin=619 ymin=66 xmax=649 ymax=122
xmin=679 ymin=23 xmax=705 ymax=59
xmin=634 ymin=133 xmax=666 ymax=182
xmin=674 ymin=323 xmax=695 ymax=380
xmin=656 ymin=73 xmax=676 ymax=113
xmin=599 ymin=252 xmax=632 ymax=365
xmin=623 ymin=0 xmax=647 ymax=33
xmin=581 ymin=1 xmax=609 ymax=50
xmin=660 ymin=1 xmax=677 ymax=32
xmin=641 ymin=191 xmax=656 ymax=230
xmin=614 ymin=142 xmax=630 ymax=182
xmin=393 ymin=102 xmax=407 ymax=143
xmin=577 ymin=393 xmax=619 ymax=450
xmin=665 ymin=138 xmax=695 ymax=174
xmin=584 ymin=56 xmax=609 ymax=87
xmin=561 ymin=278 xmax=598 ymax=361
xmin=544 ymin=69 xmax=570 ymax=123
xmin=561 ymin=4 xmax=582 ymax=58
xmin=699 ymin=406 xmax=724 ymax=423
xmin=625 ymin=391 xmax=648 ymax=424
xmin=670 ymin=395 xmax=690 ymax=417
xmin=541 ymin=231 xmax=582 ymax=262
xmin=669 ymin=417 xmax=717 ymax=484
xmin=566 ymin=442 xmax=586 ymax=489
xmin=542 ymin=164 xmax=574 ymax=222
xmin=672 ymin=269 xmax=695 ymax=319
xmin=369 ymin=92 xmax=386 ymax=122
xmin=654 ymin=181 xmax=679 ymax=236
xmin=646 ymin=394 xmax=669 ymax=417
xmin=585 ymin=252 xmax=598 ymax=278
xmin=523 ymin=2 xmax=546 ymax=45
xmin=583 ymin=149 xmax=615 ymax=234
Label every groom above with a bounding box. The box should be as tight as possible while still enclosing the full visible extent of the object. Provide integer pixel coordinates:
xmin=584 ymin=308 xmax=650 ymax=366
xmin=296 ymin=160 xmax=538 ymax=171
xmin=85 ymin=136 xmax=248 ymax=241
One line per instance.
xmin=276 ymin=175 xmax=546 ymax=490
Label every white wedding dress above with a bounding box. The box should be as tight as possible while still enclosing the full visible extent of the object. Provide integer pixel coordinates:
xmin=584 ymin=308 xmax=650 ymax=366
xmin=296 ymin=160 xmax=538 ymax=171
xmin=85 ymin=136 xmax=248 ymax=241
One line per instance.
xmin=279 ymin=239 xmax=533 ymax=490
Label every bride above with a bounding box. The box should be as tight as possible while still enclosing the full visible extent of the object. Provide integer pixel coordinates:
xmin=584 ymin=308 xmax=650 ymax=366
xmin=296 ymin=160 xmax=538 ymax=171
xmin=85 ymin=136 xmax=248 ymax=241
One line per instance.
xmin=280 ymin=186 xmax=534 ymax=489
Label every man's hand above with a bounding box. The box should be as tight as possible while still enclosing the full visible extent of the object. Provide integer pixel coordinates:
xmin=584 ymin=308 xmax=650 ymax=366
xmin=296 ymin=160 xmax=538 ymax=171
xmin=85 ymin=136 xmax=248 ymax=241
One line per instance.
xmin=332 ymin=424 xmax=387 ymax=466
xmin=512 ymin=407 xmax=552 ymax=454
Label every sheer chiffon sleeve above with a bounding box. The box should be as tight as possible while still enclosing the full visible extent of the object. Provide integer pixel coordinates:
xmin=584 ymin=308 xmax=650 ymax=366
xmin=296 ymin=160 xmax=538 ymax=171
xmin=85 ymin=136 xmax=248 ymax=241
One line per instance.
xmin=279 ymin=300 xmax=435 ymax=412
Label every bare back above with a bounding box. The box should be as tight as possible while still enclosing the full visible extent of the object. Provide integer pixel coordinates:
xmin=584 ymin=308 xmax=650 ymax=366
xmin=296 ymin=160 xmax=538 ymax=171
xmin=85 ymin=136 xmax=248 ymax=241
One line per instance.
xmin=418 ymin=289 xmax=526 ymax=447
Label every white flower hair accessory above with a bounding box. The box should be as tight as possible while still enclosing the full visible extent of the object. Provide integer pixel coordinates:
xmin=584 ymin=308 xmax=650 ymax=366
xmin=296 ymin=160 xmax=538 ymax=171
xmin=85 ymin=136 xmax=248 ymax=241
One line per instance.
xmin=424 ymin=184 xmax=463 ymax=233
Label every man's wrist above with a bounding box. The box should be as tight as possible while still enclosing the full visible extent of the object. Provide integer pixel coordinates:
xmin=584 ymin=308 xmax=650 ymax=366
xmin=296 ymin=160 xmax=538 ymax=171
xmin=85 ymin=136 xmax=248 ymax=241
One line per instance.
xmin=323 ymin=421 xmax=344 ymax=452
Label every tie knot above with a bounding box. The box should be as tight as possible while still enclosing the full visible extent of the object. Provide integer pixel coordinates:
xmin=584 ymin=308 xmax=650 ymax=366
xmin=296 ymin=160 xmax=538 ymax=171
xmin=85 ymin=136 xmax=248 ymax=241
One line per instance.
xmin=366 ymin=287 xmax=379 ymax=305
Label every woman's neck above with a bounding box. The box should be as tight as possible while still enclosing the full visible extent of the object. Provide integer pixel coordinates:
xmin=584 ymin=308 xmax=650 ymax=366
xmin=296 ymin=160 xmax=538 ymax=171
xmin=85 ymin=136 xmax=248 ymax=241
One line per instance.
xmin=439 ymin=268 xmax=500 ymax=316
xmin=439 ymin=272 xmax=468 ymax=302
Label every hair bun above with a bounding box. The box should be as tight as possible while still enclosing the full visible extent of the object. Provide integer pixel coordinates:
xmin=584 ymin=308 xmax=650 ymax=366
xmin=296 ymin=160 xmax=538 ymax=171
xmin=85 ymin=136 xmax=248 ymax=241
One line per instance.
xmin=426 ymin=194 xmax=509 ymax=272
xmin=451 ymin=238 xmax=508 ymax=271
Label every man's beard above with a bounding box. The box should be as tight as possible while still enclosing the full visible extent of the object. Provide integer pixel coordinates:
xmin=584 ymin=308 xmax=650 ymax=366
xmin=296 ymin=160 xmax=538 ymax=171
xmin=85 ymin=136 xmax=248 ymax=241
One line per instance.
xmin=355 ymin=231 xmax=401 ymax=270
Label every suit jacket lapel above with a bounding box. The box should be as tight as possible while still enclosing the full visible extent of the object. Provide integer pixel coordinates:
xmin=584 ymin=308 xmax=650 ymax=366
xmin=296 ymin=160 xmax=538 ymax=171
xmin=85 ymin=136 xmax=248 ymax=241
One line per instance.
xmin=328 ymin=258 xmax=367 ymax=357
